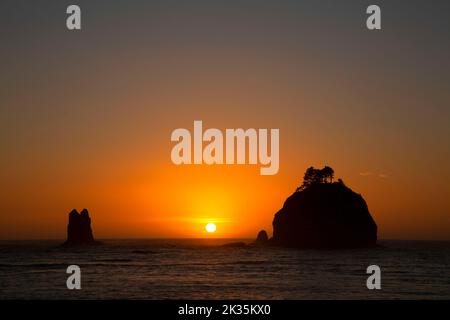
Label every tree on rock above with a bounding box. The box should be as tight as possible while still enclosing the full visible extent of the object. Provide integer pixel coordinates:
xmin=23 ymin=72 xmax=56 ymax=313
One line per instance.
xmin=297 ymin=166 xmax=335 ymax=191
xmin=274 ymin=167 xmax=377 ymax=249
xmin=322 ymin=166 xmax=334 ymax=183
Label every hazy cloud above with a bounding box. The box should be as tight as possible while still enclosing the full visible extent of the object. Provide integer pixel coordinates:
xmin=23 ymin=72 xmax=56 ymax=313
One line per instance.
xmin=360 ymin=171 xmax=389 ymax=179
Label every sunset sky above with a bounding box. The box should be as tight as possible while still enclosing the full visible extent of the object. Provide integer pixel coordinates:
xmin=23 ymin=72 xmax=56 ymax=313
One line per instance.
xmin=1 ymin=0 xmax=449 ymax=240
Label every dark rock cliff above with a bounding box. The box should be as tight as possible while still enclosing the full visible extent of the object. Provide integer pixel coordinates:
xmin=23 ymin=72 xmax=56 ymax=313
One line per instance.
xmin=271 ymin=182 xmax=377 ymax=249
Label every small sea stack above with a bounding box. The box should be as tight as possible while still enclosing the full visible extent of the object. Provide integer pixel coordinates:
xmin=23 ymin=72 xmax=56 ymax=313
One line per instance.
xmin=63 ymin=208 xmax=96 ymax=246
xmin=254 ymin=230 xmax=269 ymax=245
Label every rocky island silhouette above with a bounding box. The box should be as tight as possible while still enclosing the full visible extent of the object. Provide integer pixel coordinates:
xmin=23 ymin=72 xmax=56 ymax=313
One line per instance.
xmin=256 ymin=166 xmax=378 ymax=249
xmin=63 ymin=208 xmax=97 ymax=246
xmin=62 ymin=167 xmax=376 ymax=249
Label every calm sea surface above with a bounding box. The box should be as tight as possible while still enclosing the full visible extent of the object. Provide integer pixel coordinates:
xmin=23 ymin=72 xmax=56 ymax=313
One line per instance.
xmin=0 ymin=239 xmax=449 ymax=299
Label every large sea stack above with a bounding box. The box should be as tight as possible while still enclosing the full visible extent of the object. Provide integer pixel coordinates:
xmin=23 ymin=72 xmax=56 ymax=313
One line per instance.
xmin=271 ymin=166 xmax=377 ymax=249
xmin=64 ymin=208 xmax=96 ymax=246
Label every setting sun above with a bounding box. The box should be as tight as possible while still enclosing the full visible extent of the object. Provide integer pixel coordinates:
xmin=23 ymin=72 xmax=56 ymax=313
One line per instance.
xmin=205 ymin=223 xmax=217 ymax=233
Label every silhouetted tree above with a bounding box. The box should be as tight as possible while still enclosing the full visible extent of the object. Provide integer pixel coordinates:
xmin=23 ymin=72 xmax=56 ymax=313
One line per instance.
xmin=304 ymin=166 xmax=316 ymax=184
xmin=322 ymin=166 xmax=334 ymax=183
xmin=297 ymin=166 xmax=336 ymax=191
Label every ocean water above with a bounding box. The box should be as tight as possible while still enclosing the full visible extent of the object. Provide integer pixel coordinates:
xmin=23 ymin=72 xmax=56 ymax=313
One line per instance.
xmin=0 ymin=239 xmax=449 ymax=299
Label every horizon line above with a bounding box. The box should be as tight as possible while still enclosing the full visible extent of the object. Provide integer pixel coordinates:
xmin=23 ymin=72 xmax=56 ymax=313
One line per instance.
xmin=1 ymin=237 xmax=450 ymax=242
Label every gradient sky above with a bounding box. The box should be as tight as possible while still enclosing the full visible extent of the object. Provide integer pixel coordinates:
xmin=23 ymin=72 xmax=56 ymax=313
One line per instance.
xmin=1 ymin=0 xmax=450 ymax=240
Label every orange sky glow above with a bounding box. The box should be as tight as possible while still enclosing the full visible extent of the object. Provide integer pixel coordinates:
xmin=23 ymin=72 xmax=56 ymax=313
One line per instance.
xmin=1 ymin=1 xmax=449 ymax=240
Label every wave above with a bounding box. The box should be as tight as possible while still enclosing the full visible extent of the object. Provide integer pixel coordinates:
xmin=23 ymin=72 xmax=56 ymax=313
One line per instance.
xmin=0 ymin=263 xmax=72 ymax=269
xmin=131 ymin=250 xmax=159 ymax=255
xmin=163 ymin=260 xmax=269 ymax=267
xmin=0 ymin=261 xmax=140 ymax=268
xmin=95 ymin=258 xmax=133 ymax=263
